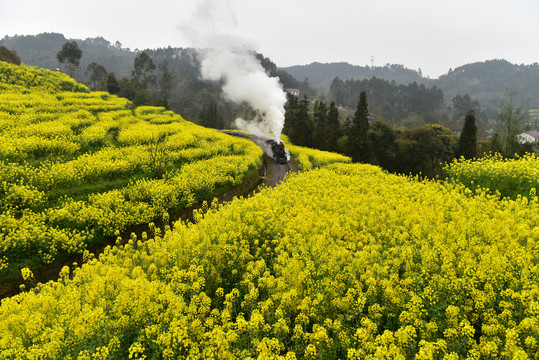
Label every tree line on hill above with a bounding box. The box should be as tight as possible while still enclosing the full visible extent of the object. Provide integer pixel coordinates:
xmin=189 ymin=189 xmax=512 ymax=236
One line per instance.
xmin=4 ymin=33 xmax=535 ymax=130
xmin=283 ymin=59 xmax=539 ymax=121
xmin=283 ymin=89 xmax=533 ymax=178
xmin=1 ymin=34 xmax=135 ymax=78
xmin=329 ymin=77 xmax=445 ymax=125
xmin=282 ymin=62 xmax=428 ymax=93
xmin=327 ymin=76 xmax=491 ymax=131
xmin=437 ymin=59 xmax=539 ymax=118
xmin=284 ymin=91 xmax=458 ymax=177
xmin=1 ymin=33 xmax=311 ymax=128
xmin=2 ymin=34 xmax=535 ymax=177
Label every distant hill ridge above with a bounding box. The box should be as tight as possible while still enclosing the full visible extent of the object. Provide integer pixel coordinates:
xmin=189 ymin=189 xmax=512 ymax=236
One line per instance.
xmin=281 ymin=59 xmax=539 ymax=116
xmin=281 ymin=62 xmax=430 ymax=92
xmin=3 ymin=33 xmax=538 ymax=117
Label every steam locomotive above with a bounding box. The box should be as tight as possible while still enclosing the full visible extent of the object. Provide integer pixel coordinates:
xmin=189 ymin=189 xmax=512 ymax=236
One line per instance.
xmin=267 ymin=140 xmax=288 ymax=164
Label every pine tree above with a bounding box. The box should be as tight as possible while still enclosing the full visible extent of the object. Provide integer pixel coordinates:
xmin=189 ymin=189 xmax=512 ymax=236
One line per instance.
xmin=283 ymin=93 xmax=298 ymax=138
xmin=313 ymin=100 xmax=328 ymax=150
xmin=294 ymin=97 xmax=313 ymax=147
xmin=106 ymin=72 xmax=120 ymax=95
xmin=456 ymin=110 xmax=477 ymax=159
xmin=326 ymin=101 xmax=341 ymax=152
xmin=284 ymin=95 xmax=312 ymax=147
xmin=348 ymin=91 xmax=371 ymax=162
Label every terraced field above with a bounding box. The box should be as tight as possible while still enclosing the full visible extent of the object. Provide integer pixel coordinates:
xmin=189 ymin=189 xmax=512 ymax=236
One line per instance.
xmin=0 ymin=62 xmax=263 ymax=287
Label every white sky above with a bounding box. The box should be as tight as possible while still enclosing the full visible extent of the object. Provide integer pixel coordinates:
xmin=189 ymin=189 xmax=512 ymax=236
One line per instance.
xmin=1 ymin=0 xmax=538 ymax=78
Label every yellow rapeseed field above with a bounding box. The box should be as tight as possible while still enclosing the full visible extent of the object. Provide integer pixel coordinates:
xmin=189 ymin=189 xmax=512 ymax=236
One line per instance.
xmin=0 ymin=61 xmax=262 ymax=278
xmin=445 ymin=153 xmax=539 ymax=199
xmin=2 ymin=61 xmax=539 ymax=360
xmin=281 ymin=135 xmax=351 ymax=171
xmin=2 ymin=162 xmax=539 ymax=358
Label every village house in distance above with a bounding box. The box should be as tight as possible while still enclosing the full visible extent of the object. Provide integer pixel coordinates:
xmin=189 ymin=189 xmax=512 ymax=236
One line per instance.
xmin=518 ymin=129 xmax=539 ymax=144
xmin=285 ymin=88 xmax=300 ymax=96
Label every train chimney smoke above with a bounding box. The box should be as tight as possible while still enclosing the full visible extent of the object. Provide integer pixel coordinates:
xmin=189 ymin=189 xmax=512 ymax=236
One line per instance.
xmin=180 ymin=0 xmax=286 ymax=140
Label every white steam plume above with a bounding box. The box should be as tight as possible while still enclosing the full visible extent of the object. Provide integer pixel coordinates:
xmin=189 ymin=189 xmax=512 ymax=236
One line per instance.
xmin=180 ymin=0 xmax=287 ymax=139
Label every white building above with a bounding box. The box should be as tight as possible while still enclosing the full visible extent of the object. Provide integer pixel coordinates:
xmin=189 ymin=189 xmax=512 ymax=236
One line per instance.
xmin=285 ymin=88 xmax=300 ymax=96
xmin=518 ymin=130 xmax=539 ymax=144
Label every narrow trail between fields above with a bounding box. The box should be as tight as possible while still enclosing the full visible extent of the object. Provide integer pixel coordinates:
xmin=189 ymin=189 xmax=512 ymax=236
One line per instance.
xmin=0 ymin=132 xmax=297 ymax=300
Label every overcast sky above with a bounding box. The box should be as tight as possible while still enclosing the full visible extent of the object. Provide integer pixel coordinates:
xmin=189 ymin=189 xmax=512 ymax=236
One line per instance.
xmin=1 ymin=0 xmax=538 ymax=78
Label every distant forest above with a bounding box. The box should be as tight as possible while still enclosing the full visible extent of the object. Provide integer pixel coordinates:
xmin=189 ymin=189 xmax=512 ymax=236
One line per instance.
xmin=283 ymin=60 xmax=539 ymax=121
xmin=0 ymin=33 xmax=311 ymax=128
xmin=328 ymin=77 xmax=445 ymax=125
xmin=2 ymin=33 xmax=538 ymax=132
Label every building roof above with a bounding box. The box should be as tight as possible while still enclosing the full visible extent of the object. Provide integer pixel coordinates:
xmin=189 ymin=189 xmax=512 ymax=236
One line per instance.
xmin=526 ymin=130 xmax=539 ymax=138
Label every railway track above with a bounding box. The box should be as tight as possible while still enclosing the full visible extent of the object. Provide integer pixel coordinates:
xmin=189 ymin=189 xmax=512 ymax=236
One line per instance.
xmin=277 ymin=162 xmax=292 ymax=183
xmin=220 ymin=131 xmax=297 ymax=188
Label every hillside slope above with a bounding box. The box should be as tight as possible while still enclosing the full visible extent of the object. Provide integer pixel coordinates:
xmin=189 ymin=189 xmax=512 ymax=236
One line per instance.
xmin=282 ymin=62 xmax=430 ymax=92
xmin=0 ymin=61 xmax=263 ymax=286
xmin=437 ymin=59 xmax=539 ymax=112
xmin=6 ymin=34 xmax=539 ymax=122
xmin=282 ymin=60 xmax=539 ymax=116
xmin=1 ymin=33 xmax=310 ymax=126
xmin=1 ymin=33 xmax=135 ymax=79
